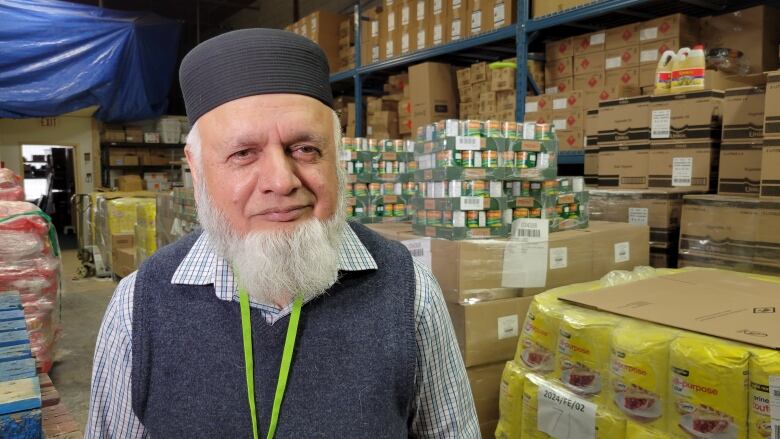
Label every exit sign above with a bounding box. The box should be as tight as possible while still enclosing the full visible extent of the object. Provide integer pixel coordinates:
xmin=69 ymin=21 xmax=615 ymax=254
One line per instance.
xmin=40 ymin=117 xmax=56 ymax=127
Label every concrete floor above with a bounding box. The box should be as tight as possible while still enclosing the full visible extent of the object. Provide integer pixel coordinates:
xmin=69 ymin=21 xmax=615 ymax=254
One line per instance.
xmin=49 ymin=248 xmax=117 ymax=430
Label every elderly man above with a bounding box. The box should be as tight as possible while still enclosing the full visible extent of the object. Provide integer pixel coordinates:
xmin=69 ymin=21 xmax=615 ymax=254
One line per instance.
xmin=87 ymin=29 xmax=478 ymax=437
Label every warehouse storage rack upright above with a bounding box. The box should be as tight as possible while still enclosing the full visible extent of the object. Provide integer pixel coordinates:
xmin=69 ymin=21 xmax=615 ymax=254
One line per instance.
xmin=332 ymin=0 xmax=775 ymax=168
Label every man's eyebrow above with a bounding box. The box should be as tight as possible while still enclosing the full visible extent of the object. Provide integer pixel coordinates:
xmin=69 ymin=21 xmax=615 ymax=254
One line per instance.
xmin=286 ymin=132 xmax=327 ymax=145
xmin=220 ymin=134 xmax=265 ymax=150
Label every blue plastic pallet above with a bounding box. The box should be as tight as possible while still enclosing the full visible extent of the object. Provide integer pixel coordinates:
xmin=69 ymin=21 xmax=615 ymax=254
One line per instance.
xmin=0 ymin=377 xmax=41 ymax=415
xmin=0 ymin=345 xmax=32 ymax=364
xmin=0 ymin=408 xmax=41 ymax=439
xmin=0 ymin=359 xmax=37 ymax=382
xmin=0 ymin=332 xmax=29 ymax=349
xmin=0 ymin=321 xmax=27 ymax=334
xmin=0 ymin=309 xmax=25 ymax=323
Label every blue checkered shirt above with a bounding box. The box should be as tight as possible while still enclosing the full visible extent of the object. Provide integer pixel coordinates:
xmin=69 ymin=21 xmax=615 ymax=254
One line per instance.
xmin=86 ymin=226 xmax=479 ymax=438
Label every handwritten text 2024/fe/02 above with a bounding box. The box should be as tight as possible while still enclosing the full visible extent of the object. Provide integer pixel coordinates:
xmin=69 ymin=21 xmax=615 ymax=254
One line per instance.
xmin=542 ymin=389 xmax=587 ymax=412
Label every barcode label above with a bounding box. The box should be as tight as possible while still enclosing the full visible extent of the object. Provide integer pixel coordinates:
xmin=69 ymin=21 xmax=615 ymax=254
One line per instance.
xmin=549 ymin=247 xmax=568 ymax=269
xmin=460 ymin=196 xmax=485 ymax=210
xmin=497 ymin=315 xmax=519 ymax=340
xmin=511 ymin=219 xmax=549 ymax=242
xmin=401 ymin=238 xmax=431 ymax=268
xmin=769 ymin=376 xmax=780 ymax=430
xmin=628 ymin=207 xmax=648 ymax=225
xmin=651 ymin=109 xmax=671 ymax=138
xmin=417 ymin=1 xmax=425 ymax=19
xmin=516 ymin=228 xmax=541 ymax=238
xmin=493 ymin=3 xmax=505 ymax=26
xmin=614 ymin=242 xmax=630 ymax=263
xmin=409 ymin=247 xmax=425 ymax=257
xmin=672 ymin=157 xmax=693 ymax=187
xmin=401 ymin=5 xmax=410 ymax=25
xmin=455 ymin=136 xmax=482 ymax=150
xmin=470 ymin=10 xmax=482 ymax=33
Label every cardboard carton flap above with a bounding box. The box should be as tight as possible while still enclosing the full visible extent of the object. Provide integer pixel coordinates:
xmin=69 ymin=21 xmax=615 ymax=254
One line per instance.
xmin=560 ymin=269 xmax=780 ymax=349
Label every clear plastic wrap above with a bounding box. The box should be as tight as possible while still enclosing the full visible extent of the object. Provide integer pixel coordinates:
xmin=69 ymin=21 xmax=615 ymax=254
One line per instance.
xmin=94 ymin=195 xmax=155 ymax=270
xmin=134 ymin=200 xmax=157 ymax=264
xmin=0 ymin=201 xmax=61 ymax=373
xmin=0 ymin=168 xmax=24 ymax=201
xmin=748 ymin=348 xmax=780 ymax=439
xmin=495 ymin=360 xmax=527 ymax=439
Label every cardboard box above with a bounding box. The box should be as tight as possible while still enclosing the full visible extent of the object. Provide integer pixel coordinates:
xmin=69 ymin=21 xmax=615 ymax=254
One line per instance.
xmin=639 ymin=64 xmax=656 ymax=88
xmin=587 ymin=221 xmax=651 ymax=275
xmin=700 ymin=5 xmax=780 ymax=75
xmin=466 ymin=0 xmax=492 ymax=37
xmin=604 ymin=46 xmax=640 ymax=70
xmin=597 ymin=95 xmax=650 ymax=145
xmin=639 ymin=38 xmax=682 ymax=65
xmin=649 ymin=90 xmax=724 ymax=141
xmin=598 ymin=144 xmax=650 ymax=189
xmin=573 ymin=30 xmax=607 ymax=55
xmin=495 ymin=90 xmax=516 ymax=112
xmin=456 ymin=67 xmax=471 ymax=88
xmin=108 ymin=148 xmax=139 ymax=166
xmin=490 ymin=68 xmax=515 ymax=91
xmin=545 ymin=38 xmax=573 ymax=61
xmin=585 ymin=108 xmax=598 ymax=146
xmin=574 ymin=52 xmax=605 ymax=76
xmin=531 ymin=0 xmax=591 ymax=18
xmin=306 ymin=11 xmax=344 ymax=72
xmin=639 ymin=13 xmax=700 ymax=44
xmin=574 ymin=71 xmax=605 ymax=93
xmin=449 ymin=297 xmax=533 ymax=367
xmin=551 ymin=108 xmax=584 ymax=132
xmin=112 ymin=247 xmax=136 ymax=278
xmin=448 ymin=3 xmax=467 ymax=42
xmin=430 ymin=7 xmax=447 ymax=46
xmin=103 ymin=129 xmax=125 ymax=142
xmin=605 ymin=67 xmax=639 ymax=88
xmin=409 ymin=62 xmax=458 ymax=134
xmin=723 ymin=86 xmax=765 ymax=141
xmin=549 ymin=91 xmax=583 ymax=111
xmin=761 ymin=139 xmax=780 ymax=200
xmin=111 ymin=233 xmax=134 ymax=249
xmin=765 ymin=72 xmax=780 ymax=138
xmin=116 ymin=175 xmax=143 ymax=191
xmin=470 ymin=61 xmax=488 ymax=83
xmin=584 ymin=84 xmax=640 ymax=109
xmin=523 ymin=95 xmax=550 ymax=115
xmin=560 ymin=269 xmax=780 ymax=349
xmin=584 ymin=148 xmax=599 ymax=186
xmin=544 ymin=57 xmax=573 ymax=81
xmin=606 ymin=23 xmax=640 ymax=50
xmin=467 ymin=362 xmax=505 ymax=428
xmin=523 ymin=111 xmax=553 ymax=125
xmin=544 ymin=77 xmax=573 ymax=94
xmin=556 ymin=128 xmax=585 ymax=152
xmin=648 ymin=140 xmax=718 ymax=192
xmin=124 ymin=127 xmax=144 ymax=143
xmin=718 ymin=140 xmax=763 ymax=196
xmin=492 ymin=0 xmax=515 ymax=29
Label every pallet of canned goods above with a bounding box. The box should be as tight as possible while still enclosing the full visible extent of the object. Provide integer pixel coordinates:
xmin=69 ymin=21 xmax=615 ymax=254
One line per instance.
xmin=505 ymin=177 xmax=589 ymax=232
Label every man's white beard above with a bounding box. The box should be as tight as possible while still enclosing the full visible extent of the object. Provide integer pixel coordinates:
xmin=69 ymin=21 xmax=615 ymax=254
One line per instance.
xmin=195 ymin=178 xmax=347 ymax=307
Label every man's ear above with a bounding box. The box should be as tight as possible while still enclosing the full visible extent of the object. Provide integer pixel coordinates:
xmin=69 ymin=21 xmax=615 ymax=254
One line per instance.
xmin=184 ymin=148 xmax=199 ymax=193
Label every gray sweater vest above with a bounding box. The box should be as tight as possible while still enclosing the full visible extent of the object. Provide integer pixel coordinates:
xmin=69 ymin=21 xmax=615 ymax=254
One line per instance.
xmin=131 ymin=222 xmax=417 ymax=438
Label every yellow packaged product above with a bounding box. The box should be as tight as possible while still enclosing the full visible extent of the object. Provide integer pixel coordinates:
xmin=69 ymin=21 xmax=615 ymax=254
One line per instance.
xmin=669 ymin=334 xmax=750 ymax=439
xmin=610 ymin=321 xmax=677 ymax=429
xmin=748 ymin=348 xmax=780 ymax=439
xmin=515 ymin=293 xmax=571 ymax=374
xmin=626 ymin=421 xmax=671 ymax=439
xmin=496 ymin=360 xmax=527 ymax=439
xmin=521 ymin=373 xmax=627 ymax=439
xmin=555 ymin=308 xmax=621 ymax=404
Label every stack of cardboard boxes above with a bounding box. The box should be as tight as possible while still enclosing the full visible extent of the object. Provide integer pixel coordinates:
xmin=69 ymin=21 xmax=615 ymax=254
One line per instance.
xmin=456 ymin=61 xmax=515 ymax=122
xmin=286 ymin=10 xmax=344 ymax=73
xmin=365 ymin=73 xmax=410 ymax=139
xmin=409 ymin=62 xmax=458 ymax=134
xmin=337 ymin=16 xmax=355 ymax=71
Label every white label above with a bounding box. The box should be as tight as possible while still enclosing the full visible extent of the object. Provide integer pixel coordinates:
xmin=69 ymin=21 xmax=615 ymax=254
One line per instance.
xmin=433 ymin=0 xmax=443 ymax=14
xmin=479 ymin=211 xmax=486 ymax=227
xmin=537 ymin=381 xmax=597 ymax=439
xmin=453 ymin=211 xmax=466 ymax=227
xmin=553 ymin=98 xmax=568 ymax=110
xmin=497 ymin=315 xmax=519 ymax=340
xmin=401 ymin=33 xmax=410 ymax=53
xmin=589 ymin=32 xmax=605 ymax=45
xmin=553 ymin=119 xmax=567 ymax=131
xmin=339 ymin=150 xmax=352 ymax=161
xmin=367 ymin=125 xmax=374 ymax=135
xmin=433 ymin=24 xmax=443 ymax=44
xmin=371 ymin=21 xmax=379 ymax=38
xmin=451 ymin=19 xmax=462 ymax=40
xmin=417 ymin=29 xmax=426 ymax=49
xmin=549 ymin=247 xmax=568 ymax=269
xmin=525 ymin=101 xmax=539 ymax=113
xmin=489 ymin=181 xmax=503 ymax=198
xmin=545 ymin=86 xmax=559 ymax=94
xmin=452 ymin=0 xmax=462 ymax=8
xmin=628 ymin=207 xmax=649 ymax=225
xmin=572 ymin=177 xmax=584 ymax=192
xmin=371 ymin=46 xmax=380 ymax=63
xmin=401 ymin=5 xmax=410 ymax=25
xmin=460 ymin=196 xmax=485 ymax=210
xmin=471 ymin=10 xmax=482 ymax=33
xmin=640 ymin=26 xmax=658 ymax=41
xmin=538 ymin=153 xmax=550 ymax=169
xmin=769 ymin=375 xmax=780 ymax=430
xmin=494 ymin=3 xmax=506 ymax=26
xmin=417 ymin=1 xmax=425 ymax=20
xmin=388 ymin=11 xmax=396 ymax=32
xmin=455 ymin=136 xmax=482 ymax=150
xmin=672 ymin=157 xmax=693 ymax=186
xmin=641 ymin=49 xmax=658 ymax=62
xmin=651 ymin=109 xmax=671 ymax=139
xmin=523 ymin=123 xmax=536 ymax=140
xmin=614 ymin=242 xmax=630 ymax=263
xmin=605 ymin=56 xmax=622 ymax=69
xmin=501 ymin=219 xmax=550 ymax=288
xmin=385 ymin=40 xmax=394 ymax=58
xmin=401 ymin=237 xmax=431 ymax=268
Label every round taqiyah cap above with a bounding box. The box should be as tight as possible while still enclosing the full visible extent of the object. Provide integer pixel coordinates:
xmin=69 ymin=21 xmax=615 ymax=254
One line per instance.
xmin=179 ymin=28 xmax=334 ymax=125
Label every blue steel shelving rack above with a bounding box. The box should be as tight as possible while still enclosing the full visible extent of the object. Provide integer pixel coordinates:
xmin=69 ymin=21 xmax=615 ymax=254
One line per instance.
xmin=332 ymin=0 xmax=773 ymax=166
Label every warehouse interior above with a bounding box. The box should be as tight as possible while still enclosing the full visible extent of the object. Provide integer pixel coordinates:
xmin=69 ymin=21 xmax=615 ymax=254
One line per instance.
xmin=1 ymin=0 xmax=780 ymax=437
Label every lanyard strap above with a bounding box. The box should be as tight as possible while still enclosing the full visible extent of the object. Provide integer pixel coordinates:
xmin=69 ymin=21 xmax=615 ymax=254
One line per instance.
xmin=239 ymin=289 xmax=303 ymax=439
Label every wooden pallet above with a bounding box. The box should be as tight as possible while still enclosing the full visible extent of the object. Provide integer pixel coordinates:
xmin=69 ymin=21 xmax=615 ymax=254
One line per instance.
xmin=42 ymin=403 xmax=81 ymax=438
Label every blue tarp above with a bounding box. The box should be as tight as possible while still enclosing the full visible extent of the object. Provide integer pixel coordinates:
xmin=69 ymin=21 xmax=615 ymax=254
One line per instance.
xmin=0 ymin=0 xmax=182 ymax=122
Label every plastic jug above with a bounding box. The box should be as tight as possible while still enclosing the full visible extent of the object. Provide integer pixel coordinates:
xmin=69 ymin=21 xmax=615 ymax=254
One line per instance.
xmin=654 ymin=50 xmax=677 ymax=95
xmin=671 ymin=45 xmax=705 ymax=93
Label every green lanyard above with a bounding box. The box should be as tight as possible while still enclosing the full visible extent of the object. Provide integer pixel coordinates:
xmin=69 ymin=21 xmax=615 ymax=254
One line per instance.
xmin=239 ymin=288 xmax=303 ymax=439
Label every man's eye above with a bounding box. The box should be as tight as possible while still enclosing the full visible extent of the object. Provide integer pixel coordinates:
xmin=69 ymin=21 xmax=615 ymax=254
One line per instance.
xmin=293 ymin=145 xmax=321 ymax=156
xmin=232 ymin=149 xmax=252 ymax=159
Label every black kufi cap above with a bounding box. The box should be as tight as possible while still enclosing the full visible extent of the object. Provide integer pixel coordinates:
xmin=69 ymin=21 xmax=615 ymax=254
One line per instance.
xmin=180 ymin=28 xmax=334 ymax=125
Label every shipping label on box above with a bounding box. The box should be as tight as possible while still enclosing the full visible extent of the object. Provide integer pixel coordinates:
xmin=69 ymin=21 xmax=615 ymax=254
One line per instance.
xmin=648 ymin=141 xmax=718 ymax=191
xmin=761 ymin=138 xmax=780 ymax=200
xmin=604 ymin=46 xmax=640 ymax=70
xmin=450 ymin=9 xmax=466 ymax=41
xmin=550 ymin=91 xmax=584 ymax=111
xmin=718 ymin=141 xmax=763 ymax=196
xmin=492 ymin=0 xmax=514 ymax=28
xmin=598 ymin=95 xmax=651 ymax=145
xmin=545 ymin=37 xmax=573 ymax=61
xmin=552 ymin=108 xmax=584 ymax=131
xmin=640 ymin=13 xmax=700 ymax=43
xmin=723 ymin=86 xmax=765 ymax=141
xmin=649 ymin=91 xmax=724 ymax=141
xmin=606 ymin=23 xmax=640 ymax=50
xmin=544 ymin=57 xmax=574 ymax=80
xmin=573 ymin=30 xmax=606 ymax=55
xmin=639 ymin=38 xmax=679 ymax=64
xmin=574 ymin=52 xmax=605 ymax=75
xmin=598 ymin=144 xmax=650 ymax=189
xmin=524 ymin=95 xmax=550 ymax=114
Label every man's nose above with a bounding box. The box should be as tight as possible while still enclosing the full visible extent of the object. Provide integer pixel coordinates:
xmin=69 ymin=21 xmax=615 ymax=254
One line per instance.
xmin=256 ymin=146 xmax=302 ymax=196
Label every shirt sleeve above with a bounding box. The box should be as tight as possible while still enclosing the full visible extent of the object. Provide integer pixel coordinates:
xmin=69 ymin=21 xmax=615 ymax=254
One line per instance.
xmin=410 ymin=259 xmax=480 ymax=438
xmin=86 ymin=272 xmax=149 ymax=438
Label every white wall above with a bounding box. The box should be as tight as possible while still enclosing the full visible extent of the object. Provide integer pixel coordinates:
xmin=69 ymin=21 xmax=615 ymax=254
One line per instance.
xmin=0 ymin=107 xmax=100 ymax=195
